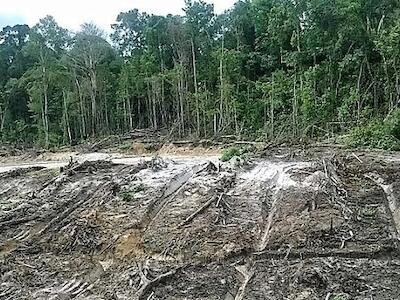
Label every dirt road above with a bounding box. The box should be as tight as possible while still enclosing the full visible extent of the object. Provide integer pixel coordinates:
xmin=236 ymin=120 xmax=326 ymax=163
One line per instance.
xmin=1 ymin=148 xmax=400 ymax=299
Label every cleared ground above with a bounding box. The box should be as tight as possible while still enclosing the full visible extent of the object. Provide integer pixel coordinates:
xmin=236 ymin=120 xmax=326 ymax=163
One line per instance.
xmin=1 ymin=147 xmax=400 ymax=299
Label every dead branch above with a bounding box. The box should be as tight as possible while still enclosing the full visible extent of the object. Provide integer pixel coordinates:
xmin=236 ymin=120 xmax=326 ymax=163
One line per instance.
xmin=134 ymin=264 xmax=178 ymax=300
xmin=37 ymin=174 xmax=67 ymax=194
xmin=352 ymin=153 xmax=363 ymax=163
xmin=234 ymin=264 xmax=255 ymax=300
xmin=178 ymin=193 xmax=223 ymax=228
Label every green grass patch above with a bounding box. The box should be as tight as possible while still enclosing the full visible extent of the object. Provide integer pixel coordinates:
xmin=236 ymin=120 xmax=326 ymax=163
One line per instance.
xmin=220 ymin=146 xmax=249 ymax=162
xmin=119 ymin=183 xmax=145 ymax=202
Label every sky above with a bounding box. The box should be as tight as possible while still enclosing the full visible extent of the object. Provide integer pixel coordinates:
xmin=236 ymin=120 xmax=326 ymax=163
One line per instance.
xmin=0 ymin=0 xmax=237 ymax=32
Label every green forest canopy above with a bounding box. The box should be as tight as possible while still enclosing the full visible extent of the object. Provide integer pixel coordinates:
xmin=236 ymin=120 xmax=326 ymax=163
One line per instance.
xmin=1 ymin=0 xmax=400 ymax=149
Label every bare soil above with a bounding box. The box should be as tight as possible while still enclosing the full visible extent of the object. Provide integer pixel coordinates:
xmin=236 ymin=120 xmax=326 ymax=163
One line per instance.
xmin=1 ymin=146 xmax=400 ymax=299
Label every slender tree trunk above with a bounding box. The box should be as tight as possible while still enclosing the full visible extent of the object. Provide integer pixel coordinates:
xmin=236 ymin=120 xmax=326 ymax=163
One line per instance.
xmin=146 ymin=80 xmax=152 ymax=128
xmin=235 ymin=81 xmax=240 ymax=135
xmin=89 ymin=68 xmax=97 ymax=136
xmin=365 ymin=59 xmax=378 ymax=115
xmin=40 ymin=98 xmax=46 ymax=146
xmin=136 ymin=83 xmax=141 ymax=128
xmin=126 ymin=95 xmax=133 ymax=130
xmin=39 ymin=50 xmax=49 ymax=148
xmin=104 ymin=92 xmax=111 ymax=133
xmin=176 ymin=80 xmax=182 ymax=136
xmin=396 ymin=67 xmax=400 ymax=108
xmin=159 ymin=43 xmax=167 ymax=129
xmin=43 ymin=80 xmax=49 ymax=148
xmin=191 ymin=38 xmax=200 ymax=136
xmin=152 ymin=79 xmax=158 ymax=130
xmin=179 ymin=76 xmax=185 ymax=135
xmin=293 ymin=71 xmax=298 ymax=136
xmin=270 ymin=74 xmax=275 ymax=138
xmin=178 ymin=64 xmax=185 ymax=136
xmin=161 ymin=73 xmax=166 ymax=128
xmin=219 ymin=36 xmax=225 ymax=133
xmin=356 ymin=62 xmax=363 ymax=122
xmin=203 ymin=84 xmax=208 ymax=137
xmin=123 ymin=98 xmax=128 ymax=130
xmin=62 ymin=90 xmax=72 ymax=145
xmin=0 ymin=102 xmax=6 ymax=133
xmin=74 ymin=76 xmax=86 ymax=139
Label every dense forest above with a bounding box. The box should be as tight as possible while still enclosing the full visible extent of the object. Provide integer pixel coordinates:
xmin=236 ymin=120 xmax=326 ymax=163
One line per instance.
xmin=1 ymin=0 xmax=400 ymax=148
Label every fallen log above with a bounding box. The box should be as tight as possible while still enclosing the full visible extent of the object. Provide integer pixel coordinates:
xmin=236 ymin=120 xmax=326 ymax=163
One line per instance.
xmin=178 ymin=193 xmax=223 ymax=228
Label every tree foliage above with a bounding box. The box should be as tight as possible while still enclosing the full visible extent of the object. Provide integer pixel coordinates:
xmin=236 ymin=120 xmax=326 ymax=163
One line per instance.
xmin=1 ymin=0 xmax=400 ymax=147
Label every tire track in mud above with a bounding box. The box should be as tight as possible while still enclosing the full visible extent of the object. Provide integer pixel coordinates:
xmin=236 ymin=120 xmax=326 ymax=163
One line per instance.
xmin=230 ymin=158 xmax=400 ymax=300
xmin=256 ymin=171 xmax=280 ymax=252
xmin=236 ymin=161 xmax=322 ymax=253
xmin=228 ymin=161 xmax=320 ymax=300
xmin=139 ymin=161 xmax=238 ymax=261
xmin=365 ymin=173 xmax=400 ymax=242
xmin=143 ymin=162 xmax=211 ymax=231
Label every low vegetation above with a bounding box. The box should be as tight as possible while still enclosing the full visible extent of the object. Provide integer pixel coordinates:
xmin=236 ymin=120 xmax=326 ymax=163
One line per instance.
xmin=347 ymin=109 xmax=400 ymax=150
xmin=220 ymin=147 xmax=242 ymax=162
xmin=120 ymin=183 xmax=146 ymax=202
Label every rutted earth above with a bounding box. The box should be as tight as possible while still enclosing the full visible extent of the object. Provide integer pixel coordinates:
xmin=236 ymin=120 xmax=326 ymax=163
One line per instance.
xmin=1 ymin=148 xmax=400 ymax=299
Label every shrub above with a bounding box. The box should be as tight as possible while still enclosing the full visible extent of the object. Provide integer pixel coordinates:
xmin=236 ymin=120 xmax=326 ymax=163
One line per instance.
xmin=220 ymin=146 xmax=244 ymax=162
xmin=119 ymin=183 xmax=145 ymax=202
xmin=347 ymin=109 xmax=400 ymax=151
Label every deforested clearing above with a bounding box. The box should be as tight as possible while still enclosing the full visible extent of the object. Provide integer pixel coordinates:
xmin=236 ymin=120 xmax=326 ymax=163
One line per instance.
xmin=3 ymin=0 xmax=400 ymax=298
xmin=1 ymin=146 xmax=400 ymax=299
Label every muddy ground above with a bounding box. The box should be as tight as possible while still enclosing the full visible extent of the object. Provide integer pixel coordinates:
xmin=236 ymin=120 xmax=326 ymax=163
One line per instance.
xmin=1 ymin=145 xmax=400 ymax=299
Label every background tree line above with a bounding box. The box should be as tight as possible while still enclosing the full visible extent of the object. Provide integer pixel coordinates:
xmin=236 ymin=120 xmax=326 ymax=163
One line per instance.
xmin=1 ymin=0 xmax=400 ymax=148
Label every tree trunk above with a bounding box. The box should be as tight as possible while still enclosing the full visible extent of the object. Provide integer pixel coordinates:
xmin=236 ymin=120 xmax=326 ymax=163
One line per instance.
xmin=219 ymin=36 xmax=225 ymax=133
xmin=203 ymin=83 xmax=208 ymax=137
xmin=146 ymin=80 xmax=152 ymax=128
xmin=62 ymin=90 xmax=72 ymax=145
xmin=89 ymin=68 xmax=97 ymax=136
xmin=0 ymin=102 xmax=6 ymax=133
xmin=126 ymin=95 xmax=133 ymax=131
xmin=356 ymin=62 xmax=363 ymax=122
xmin=191 ymin=38 xmax=200 ymax=136
xmin=179 ymin=65 xmax=185 ymax=136
xmin=293 ymin=71 xmax=298 ymax=136
xmin=123 ymin=98 xmax=128 ymax=130
xmin=74 ymin=75 xmax=86 ymax=139
xmin=235 ymin=81 xmax=240 ymax=135
xmin=152 ymin=79 xmax=158 ymax=130
xmin=43 ymin=74 xmax=49 ymax=148
xmin=160 ymin=43 xmax=167 ymax=129
xmin=104 ymin=88 xmax=109 ymax=133
xmin=270 ymin=74 xmax=275 ymax=138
